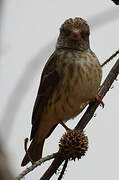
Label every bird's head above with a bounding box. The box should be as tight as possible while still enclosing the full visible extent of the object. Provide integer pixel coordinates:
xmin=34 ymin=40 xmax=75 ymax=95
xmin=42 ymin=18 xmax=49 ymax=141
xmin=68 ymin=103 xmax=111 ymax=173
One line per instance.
xmin=56 ymin=17 xmax=90 ymax=51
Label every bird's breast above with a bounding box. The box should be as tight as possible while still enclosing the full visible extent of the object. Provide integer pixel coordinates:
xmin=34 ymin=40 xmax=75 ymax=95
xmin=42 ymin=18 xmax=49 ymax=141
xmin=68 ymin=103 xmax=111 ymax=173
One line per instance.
xmin=63 ymin=54 xmax=102 ymax=98
xmin=46 ymin=51 xmax=102 ymax=122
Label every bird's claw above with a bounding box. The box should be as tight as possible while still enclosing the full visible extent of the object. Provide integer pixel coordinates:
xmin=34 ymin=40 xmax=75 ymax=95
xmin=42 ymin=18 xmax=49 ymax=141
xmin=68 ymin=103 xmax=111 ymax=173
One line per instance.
xmin=95 ymin=94 xmax=104 ymax=108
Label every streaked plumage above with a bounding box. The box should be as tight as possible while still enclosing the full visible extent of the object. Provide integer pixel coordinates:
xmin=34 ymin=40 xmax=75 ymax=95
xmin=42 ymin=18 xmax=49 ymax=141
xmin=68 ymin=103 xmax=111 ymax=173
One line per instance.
xmin=21 ymin=17 xmax=102 ymax=166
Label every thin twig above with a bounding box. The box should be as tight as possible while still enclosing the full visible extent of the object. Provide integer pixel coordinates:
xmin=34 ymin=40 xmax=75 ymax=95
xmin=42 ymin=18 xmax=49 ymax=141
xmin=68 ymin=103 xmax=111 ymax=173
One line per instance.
xmin=16 ymin=152 xmax=58 ymax=180
xmin=57 ymin=159 xmax=68 ymax=180
xmin=40 ymin=58 xmax=119 ymax=180
xmin=101 ymin=49 xmax=119 ymax=67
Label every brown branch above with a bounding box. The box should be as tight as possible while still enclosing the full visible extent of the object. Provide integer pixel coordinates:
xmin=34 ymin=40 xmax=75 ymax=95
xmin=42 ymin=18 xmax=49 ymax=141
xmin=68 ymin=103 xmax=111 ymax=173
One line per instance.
xmin=101 ymin=49 xmax=119 ymax=67
xmin=40 ymin=155 xmax=64 ymax=180
xmin=40 ymin=58 xmax=119 ymax=180
xmin=57 ymin=159 xmax=68 ymax=180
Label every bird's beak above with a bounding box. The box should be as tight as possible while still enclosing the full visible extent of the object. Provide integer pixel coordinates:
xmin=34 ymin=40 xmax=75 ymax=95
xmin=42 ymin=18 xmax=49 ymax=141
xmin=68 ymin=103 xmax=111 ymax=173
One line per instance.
xmin=69 ymin=29 xmax=80 ymax=41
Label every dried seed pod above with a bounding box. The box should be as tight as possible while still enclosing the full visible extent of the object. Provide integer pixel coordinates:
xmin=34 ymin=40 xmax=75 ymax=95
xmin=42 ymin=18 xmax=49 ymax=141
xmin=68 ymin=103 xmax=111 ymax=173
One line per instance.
xmin=59 ymin=130 xmax=88 ymax=160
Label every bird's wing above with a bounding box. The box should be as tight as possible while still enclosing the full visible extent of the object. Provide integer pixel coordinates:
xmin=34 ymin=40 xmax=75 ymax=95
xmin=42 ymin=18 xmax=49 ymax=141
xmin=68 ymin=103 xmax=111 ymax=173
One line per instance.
xmin=30 ymin=52 xmax=60 ymax=140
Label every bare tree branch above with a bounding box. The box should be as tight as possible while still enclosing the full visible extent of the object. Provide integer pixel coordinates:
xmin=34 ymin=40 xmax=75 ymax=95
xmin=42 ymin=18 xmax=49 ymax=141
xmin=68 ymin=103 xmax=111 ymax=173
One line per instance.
xmin=101 ymin=49 xmax=119 ymax=67
xmin=40 ymin=58 xmax=119 ymax=180
xmin=40 ymin=155 xmax=64 ymax=180
xmin=16 ymin=152 xmax=58 ymax=180
xmin=57 ymin=159 xmax=68 ymax=180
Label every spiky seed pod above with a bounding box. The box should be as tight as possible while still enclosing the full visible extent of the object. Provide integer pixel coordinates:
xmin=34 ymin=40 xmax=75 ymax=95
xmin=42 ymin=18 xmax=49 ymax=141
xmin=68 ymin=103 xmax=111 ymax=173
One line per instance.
xmin=59 ymin=129 xmax=88 ymax=160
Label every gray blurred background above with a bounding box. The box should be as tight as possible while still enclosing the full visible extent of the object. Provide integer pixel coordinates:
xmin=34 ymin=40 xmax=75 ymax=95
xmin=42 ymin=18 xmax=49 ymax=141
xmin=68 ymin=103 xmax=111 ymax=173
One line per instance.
xmin=1 ymin=0 xmax=119 ymax=179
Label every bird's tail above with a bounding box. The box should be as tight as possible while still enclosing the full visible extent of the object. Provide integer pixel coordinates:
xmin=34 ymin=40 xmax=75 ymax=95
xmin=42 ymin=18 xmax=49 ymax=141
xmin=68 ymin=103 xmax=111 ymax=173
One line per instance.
xmin=21 ymin=140 xmax=44 ymax=166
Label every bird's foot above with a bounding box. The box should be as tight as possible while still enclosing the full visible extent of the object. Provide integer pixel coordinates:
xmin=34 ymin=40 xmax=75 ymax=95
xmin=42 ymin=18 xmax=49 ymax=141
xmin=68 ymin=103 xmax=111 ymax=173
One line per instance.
xmin=95 ymin=94 xmax=104 ymax=108
xmin=59 ymin=121 xmax=71 ymax=131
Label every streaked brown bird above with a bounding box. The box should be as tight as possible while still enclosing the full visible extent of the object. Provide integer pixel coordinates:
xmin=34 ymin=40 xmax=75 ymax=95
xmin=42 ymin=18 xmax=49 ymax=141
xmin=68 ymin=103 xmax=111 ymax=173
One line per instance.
xmin=21 ymin=17 xmax=102 ymax=166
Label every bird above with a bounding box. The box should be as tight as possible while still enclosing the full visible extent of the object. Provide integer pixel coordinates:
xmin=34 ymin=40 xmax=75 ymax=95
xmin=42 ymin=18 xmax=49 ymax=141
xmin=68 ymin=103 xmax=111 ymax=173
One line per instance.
xmin=21 ymin=17 xmax=102 ymax=166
